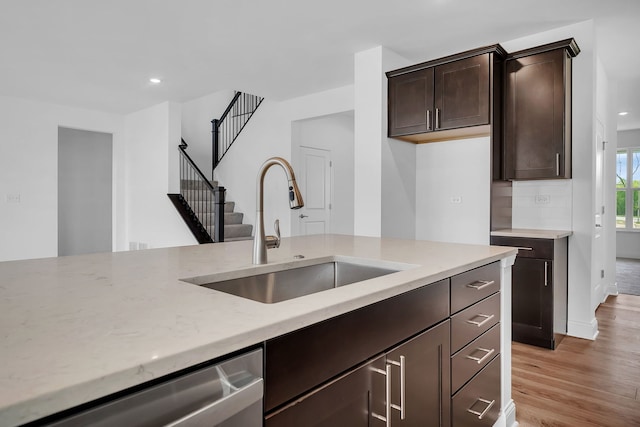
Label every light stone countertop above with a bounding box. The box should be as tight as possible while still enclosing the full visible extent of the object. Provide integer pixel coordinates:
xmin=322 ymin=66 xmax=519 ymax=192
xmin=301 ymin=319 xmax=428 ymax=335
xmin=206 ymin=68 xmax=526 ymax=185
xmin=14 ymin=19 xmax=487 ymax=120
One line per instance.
xmin=0 ymin=234 xmax=516 ymax=426
xmin=490 ymin=228 xmax=573 ymax=239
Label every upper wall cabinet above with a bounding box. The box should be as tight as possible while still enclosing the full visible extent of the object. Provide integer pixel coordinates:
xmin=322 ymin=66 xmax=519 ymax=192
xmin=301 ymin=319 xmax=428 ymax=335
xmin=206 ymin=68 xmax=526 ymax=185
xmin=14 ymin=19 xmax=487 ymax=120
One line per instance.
xmin=387 ymin=45 xmax=505 ymax=144
xmin=503 ymin=39 xmax=580 ymax=180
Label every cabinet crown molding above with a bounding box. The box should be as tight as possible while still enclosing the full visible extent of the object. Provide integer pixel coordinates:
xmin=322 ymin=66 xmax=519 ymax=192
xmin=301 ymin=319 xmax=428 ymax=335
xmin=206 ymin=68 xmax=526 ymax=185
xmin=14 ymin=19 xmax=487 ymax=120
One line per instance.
xmin=506 ymin=38 xmax=580 ymax=60
xmin=386 ymin=43 xmax=506 ymax=78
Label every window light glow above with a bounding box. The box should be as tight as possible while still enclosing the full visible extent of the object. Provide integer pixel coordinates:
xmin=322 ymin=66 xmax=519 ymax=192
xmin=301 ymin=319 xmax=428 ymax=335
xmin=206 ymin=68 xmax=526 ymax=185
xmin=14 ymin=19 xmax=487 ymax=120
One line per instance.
xmin=619 ymin=111 xmax=629 ymax=116
xmin=149 ymin=78 xmax=162 ymax=84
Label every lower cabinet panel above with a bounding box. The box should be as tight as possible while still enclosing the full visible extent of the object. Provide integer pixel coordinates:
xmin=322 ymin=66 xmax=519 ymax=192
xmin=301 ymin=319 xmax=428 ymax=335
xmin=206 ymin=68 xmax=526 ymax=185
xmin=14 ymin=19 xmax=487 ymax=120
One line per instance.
xmin=452 ymin=355 xmax=501 ymax=427
xmin=265 ymin=355 xmax=385 ymax=427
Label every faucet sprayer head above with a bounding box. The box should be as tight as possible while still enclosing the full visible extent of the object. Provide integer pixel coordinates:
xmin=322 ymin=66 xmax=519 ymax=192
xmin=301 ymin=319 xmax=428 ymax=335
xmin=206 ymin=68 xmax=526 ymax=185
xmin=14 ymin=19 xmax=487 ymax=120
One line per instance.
xmin=288 ymin=180 xmax=304 ymax=210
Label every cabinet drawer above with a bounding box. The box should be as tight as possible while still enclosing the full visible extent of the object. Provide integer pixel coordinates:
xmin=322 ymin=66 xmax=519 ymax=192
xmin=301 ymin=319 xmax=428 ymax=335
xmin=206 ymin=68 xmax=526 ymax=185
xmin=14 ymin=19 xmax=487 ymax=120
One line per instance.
xmin=451 ymin=324 xmax=500 ymax=393
xmin=490 ymin=236 xmax=553 ymax=259
xmin=451 ymin=293 xmax=500 ymax=354
xmin=452 ymin=355 xmax=501 ymax=427
xmin=451 ymin=262 xmax=500 ymax=313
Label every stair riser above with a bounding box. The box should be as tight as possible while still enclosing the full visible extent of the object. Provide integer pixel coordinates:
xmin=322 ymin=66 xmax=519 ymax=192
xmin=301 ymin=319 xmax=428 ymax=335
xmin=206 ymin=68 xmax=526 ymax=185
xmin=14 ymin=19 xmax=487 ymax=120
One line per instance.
xmin=180 ymin=180 xmax=218 ymax=190
xmin=207 ymin=224 xmax=253 ymax=239
xmin=184 ymin=201 xmax=235 ymax=213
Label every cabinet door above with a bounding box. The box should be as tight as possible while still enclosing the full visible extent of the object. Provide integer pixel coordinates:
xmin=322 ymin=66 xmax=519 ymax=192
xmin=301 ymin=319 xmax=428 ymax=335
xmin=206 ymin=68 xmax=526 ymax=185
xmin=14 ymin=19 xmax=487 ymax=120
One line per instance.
xmin=434 ymin=54 xmax=489 ymax=131
xmin=512 ymin=257 xmax=554 ymax=347
xmin=388 ymin=68 xmax=434 ymax=136
xmin=504 ymin=49 xmax=570 ymax=179
xmin=266 ymin=356 xmax=385 ymax=427
xmin=381 ymin=320 xmax=451 ymax=427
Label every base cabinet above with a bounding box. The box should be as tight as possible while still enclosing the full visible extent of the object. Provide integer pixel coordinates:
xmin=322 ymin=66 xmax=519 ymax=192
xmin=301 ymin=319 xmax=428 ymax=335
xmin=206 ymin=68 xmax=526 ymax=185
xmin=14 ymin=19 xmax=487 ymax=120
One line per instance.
xmin=491 ymin=235 xmax=568 ymax=349
xmin=264 ymin=262 xmax=504 ymax=427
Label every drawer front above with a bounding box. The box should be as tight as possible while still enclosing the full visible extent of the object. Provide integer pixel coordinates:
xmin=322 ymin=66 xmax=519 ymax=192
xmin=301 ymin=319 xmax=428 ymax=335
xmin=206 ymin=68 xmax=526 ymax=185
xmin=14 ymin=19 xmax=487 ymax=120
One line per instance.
xmin=490 ymin=236 xmax=553 ymax=259
xmin=451 ymin=324 xmax=500 ymax=393
xmin=452 ymin=355 xmax=501 ymax=427
xmin=451 ymin=293 xmax=500 ymax=354
xmin=451 ymin=262 xmax=501 ymax=313
xmin=265 ymin=279 xmax=450 ymax=412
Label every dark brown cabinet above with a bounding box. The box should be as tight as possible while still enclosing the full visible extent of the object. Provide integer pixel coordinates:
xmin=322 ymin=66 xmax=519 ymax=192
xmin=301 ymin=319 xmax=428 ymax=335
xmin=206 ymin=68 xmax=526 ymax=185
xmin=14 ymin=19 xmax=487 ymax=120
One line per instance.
xmin=449 ymin=262 xmax=501 ymax=427
xmin=490 ymin=235 xmax=568 ymax=349
xmin=387 ymin=45 xmax=504 ymax=143
xmin=503 ymin=39 xmax=580 ymax=180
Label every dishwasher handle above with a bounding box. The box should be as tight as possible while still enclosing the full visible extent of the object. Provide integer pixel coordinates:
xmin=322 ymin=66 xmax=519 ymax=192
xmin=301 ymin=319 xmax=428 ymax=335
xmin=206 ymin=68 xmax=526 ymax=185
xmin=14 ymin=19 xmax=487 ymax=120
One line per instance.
xmin=166 ymin=377 xmax=263 ymax=427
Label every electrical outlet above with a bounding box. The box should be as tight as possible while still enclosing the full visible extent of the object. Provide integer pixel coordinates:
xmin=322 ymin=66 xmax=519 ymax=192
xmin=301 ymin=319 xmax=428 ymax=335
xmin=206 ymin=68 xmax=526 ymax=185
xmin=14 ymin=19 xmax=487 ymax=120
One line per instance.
xmin=6 ymin=194 xmax=21 ymax=203
xmin=450 ymin=196 xmax=462 ymax=204
xmin=534 ymin=195 xmax=551 ymax=205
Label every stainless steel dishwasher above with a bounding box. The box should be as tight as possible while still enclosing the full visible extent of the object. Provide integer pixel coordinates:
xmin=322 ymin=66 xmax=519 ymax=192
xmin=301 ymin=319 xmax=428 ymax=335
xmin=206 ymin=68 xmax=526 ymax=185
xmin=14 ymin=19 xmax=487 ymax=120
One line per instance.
xmin=45 ymin=348 xmax=263 ymax=427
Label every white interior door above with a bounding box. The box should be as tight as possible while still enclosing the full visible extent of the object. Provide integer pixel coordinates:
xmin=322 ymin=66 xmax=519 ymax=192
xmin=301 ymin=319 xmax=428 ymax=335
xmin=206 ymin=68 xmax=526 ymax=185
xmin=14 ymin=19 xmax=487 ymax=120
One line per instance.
xmin=296 ymin=147 xmax=331 ymax=235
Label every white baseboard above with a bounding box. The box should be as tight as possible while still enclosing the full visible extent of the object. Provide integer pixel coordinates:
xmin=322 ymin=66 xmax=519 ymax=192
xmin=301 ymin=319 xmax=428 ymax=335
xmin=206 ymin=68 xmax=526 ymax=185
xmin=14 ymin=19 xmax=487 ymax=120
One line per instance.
xmin=567 ymin=317 xmax=599 ymax=341
xmin=494 ymin=399 xmax=518 ymax=427
xmin=605 ymin=282 xmax=619 ymax=299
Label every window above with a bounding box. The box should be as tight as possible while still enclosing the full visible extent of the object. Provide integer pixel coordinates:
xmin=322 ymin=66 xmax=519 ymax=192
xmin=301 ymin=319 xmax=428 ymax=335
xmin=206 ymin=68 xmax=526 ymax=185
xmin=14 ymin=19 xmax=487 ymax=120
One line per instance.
xmin=616 ymin=148 xmax=640 ymax=229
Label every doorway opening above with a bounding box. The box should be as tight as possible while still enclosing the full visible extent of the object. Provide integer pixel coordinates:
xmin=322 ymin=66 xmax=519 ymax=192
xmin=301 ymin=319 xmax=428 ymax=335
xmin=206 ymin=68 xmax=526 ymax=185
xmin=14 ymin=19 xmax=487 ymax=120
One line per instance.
xmin=291 ymin=111 xmax=354 ymax=236
xmin=58 ymin=127 xmax=113 ymax=256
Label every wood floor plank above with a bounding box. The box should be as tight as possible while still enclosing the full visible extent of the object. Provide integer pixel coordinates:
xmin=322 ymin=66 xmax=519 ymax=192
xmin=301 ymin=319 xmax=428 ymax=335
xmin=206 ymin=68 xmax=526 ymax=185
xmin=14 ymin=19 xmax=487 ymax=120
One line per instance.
xmin=512 ymin=294 xmax=640 ymax=426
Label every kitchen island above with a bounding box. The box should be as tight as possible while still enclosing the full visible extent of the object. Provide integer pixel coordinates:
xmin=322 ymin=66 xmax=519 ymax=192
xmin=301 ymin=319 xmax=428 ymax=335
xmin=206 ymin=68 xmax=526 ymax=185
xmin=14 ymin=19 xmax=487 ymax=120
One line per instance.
xmin=0 ymin=235 xmax=517 ymax=426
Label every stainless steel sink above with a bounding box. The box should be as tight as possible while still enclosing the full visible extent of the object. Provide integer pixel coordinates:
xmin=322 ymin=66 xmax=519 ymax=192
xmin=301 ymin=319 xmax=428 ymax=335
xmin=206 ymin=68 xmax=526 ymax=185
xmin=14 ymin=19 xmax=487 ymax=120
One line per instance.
xmin=184 ymin=261 xmax=401 ymax=304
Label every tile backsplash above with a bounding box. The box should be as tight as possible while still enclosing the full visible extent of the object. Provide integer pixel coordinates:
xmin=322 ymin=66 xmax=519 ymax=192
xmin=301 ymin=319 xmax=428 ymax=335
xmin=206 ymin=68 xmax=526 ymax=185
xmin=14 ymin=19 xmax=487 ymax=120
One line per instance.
xmin=512 ymin=180 xmax=572 ymax=230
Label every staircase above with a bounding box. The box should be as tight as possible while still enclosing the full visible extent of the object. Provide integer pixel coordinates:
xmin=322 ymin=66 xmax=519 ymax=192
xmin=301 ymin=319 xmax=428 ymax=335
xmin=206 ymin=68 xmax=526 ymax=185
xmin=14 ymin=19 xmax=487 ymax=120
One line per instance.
xmin=181 ymin=180 xmax=253 ymax=241
xmin=169 ymin=91 xmax=263 ymax=243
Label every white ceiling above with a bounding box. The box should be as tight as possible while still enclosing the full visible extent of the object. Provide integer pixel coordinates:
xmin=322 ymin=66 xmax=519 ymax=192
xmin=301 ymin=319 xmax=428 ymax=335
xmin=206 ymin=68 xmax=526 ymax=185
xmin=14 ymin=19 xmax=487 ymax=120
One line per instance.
xmin=2 ymin=0 xmax=639 ymax=130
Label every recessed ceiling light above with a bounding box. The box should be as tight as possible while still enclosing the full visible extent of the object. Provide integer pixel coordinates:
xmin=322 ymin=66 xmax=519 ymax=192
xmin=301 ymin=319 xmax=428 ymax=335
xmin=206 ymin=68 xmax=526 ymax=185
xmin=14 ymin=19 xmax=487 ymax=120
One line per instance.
xmin=619 ymin=111 xmax=629 ymax=116
xmin=149 ymin=78 xmax=162 ymax=84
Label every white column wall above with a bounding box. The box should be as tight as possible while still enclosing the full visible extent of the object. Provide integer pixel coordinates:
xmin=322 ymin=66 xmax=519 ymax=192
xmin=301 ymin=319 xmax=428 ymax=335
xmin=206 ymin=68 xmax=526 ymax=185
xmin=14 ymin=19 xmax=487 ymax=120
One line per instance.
xmin=124 ymin=101 xmax=196 ymax=249
xmin=354 ymin=47 xmax=384 ymax=237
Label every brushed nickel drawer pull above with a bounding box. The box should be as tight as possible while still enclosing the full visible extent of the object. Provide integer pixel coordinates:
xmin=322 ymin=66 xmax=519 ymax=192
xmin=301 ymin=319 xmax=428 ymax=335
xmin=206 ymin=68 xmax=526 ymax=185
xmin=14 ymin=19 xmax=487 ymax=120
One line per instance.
xmin=466 ymin=314 xmax=495 ymax=328
xmin=426 ymin=109 xmax=432 ymax=131
xmin=467 ymin=397 xmax=495 ymax=420
xmin=388 ymin=356 xmax=406 ymax=420
xmin=435 ymin=107 xmax=440 ymax=129
xmin=517 ymin=247 xmax=533 ymax=251
xmin=466 ymin=280 xmax=495 ymax=290
xmin=544 ymin=261 xmax=549 ymax=287
xmin=465 ymin=347 xmax=495 ymax=364
xmin=371 ymin=365 xmax=392 ymax=427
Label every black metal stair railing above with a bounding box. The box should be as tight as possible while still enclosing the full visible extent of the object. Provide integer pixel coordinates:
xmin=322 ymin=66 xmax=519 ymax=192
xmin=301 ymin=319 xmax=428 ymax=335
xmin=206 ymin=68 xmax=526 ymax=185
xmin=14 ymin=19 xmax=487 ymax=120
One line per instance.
xmin=175 ymin=139 xmax=226 ymax=243
xmin=212 ymin=91 xmax=264 ymax=174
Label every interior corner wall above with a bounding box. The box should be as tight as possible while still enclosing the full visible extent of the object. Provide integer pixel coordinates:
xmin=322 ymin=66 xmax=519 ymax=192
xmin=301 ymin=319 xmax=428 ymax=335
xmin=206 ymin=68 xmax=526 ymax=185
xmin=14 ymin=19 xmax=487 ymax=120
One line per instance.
xmin=415 ymin=137 xmax=491 ymax=245
xmin=616 ymin=128 xmax=640 ymax=259
xmin=210 ymin=85 xmax=354 ymax=239
xmin=0 ymin=95 xmax=125 ymax=262
xmin=502 ymin=20 xmax=599 ymax=340
xmin=125 ymin=102 xmax=196 ymax=249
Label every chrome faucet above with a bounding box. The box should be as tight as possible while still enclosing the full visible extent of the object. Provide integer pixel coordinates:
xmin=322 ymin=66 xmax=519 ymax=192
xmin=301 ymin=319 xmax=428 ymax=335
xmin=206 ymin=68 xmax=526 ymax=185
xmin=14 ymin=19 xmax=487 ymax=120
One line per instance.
xmin=253 ymin=157 xmax=304 ymax=265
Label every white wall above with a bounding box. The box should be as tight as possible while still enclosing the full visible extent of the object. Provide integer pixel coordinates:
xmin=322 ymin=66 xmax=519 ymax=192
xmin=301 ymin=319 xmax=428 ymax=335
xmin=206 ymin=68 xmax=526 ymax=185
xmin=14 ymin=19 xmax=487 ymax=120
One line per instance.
xmin=291 ymin=112 xmax=355 ymax=235
xmin=416 ymin=137 xmax=491 ymax=245
xmin=124 ymin=102 xmax=197 ymax=249
xmin=502 ymin=21 xmax=604 ymax=340
xmin=354 ymin=46 xmax=416 ymax=239
xmin=0 ymin=95 xmax=125 ymax=262
xmin=212 ymin=86 xmax=354 ymax=239
xmin=181 ymin=89 xmax=235 ymax=177
xmin=617 ymin=128 xmax=640 ymax=258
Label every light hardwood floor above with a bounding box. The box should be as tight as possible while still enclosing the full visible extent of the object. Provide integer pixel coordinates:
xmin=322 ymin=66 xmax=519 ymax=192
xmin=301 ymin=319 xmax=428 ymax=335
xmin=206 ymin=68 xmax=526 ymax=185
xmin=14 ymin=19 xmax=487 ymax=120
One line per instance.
xmin=512 ymin=294 xmax=640 ymax=426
